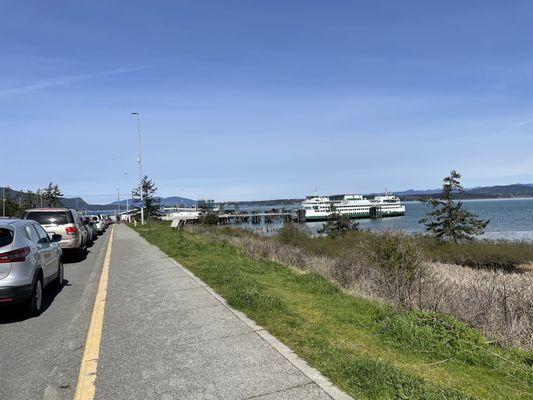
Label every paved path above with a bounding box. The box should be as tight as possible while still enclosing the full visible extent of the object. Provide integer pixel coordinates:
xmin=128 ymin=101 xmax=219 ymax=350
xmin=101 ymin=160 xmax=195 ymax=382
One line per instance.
xmin=1 ymin=224 xmax=350 ymax=399
xmin=96 ymin=225 xmax=341 ymax=399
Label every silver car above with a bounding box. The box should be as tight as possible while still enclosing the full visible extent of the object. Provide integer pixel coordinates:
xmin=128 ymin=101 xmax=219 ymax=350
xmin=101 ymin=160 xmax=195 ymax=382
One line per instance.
xmin=0 ymin=219 xmax=63 ymax=315
xmin=22 ymin=208 xmax=87 ymax=256
xmin=90 ymin=215 xmax=105 ymax=234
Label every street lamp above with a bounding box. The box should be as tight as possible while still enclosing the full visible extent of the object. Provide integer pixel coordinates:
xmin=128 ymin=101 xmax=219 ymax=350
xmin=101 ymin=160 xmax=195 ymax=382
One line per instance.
xmin=131 ymin=112 xmax=144 ymax=225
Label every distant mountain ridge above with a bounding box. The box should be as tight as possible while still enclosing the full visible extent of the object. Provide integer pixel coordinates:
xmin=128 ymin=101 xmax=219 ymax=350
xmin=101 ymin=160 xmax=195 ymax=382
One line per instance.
xmin=3 ymin=183 xmax=533 ymax=211
xmin=58 ymin=183 xmax=533 ymax=208
xmin=381 ymin=183 xmax=533 ymax=200
xmin=390 ymin=189 xmax=442 ymax=196
xmin=0 ymin=187 xmax=197 ymax=211
xmin=108 ymin=196 xmax=197 ymax=208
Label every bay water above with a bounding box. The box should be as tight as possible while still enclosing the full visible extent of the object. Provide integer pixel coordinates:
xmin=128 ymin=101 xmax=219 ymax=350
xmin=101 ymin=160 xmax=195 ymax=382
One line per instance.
xmin=236 ymin=198 xmax=533 ymax=241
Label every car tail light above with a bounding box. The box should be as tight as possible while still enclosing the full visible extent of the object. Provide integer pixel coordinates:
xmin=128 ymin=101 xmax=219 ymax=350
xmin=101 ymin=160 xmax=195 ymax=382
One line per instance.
xmin=0 ymin=247 xmax=31 ymax=263
xmin=66 ymin=227 xmax=79 ymax=235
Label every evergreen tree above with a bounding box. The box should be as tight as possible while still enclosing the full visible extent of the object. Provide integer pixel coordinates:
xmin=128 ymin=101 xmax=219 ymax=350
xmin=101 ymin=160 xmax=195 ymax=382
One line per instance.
xmin=1 ymin=187 xmax=22 ymax=217
xmin=23 ymin=190 xmax=39 ymax=209
xmin=319 ymin=204 xmax=359 ymax=239
xmin=42 ymin=182 xmax=63 ymax=207
xmin=132 ymin=176 xmax=161 ymax=222
xmin=420 ymin=170 xmax=489 ymax=242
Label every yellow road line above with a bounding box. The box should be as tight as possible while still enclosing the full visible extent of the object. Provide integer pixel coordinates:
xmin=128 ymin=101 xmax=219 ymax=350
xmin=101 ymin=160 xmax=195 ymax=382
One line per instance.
xmin=74 ymin=225 xmax=114 ymax=400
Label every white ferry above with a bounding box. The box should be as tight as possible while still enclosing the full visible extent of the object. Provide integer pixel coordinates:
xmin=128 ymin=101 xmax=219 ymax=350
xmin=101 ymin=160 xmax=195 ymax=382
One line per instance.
xmin=302 ymin=194 xmax=405 ymax=221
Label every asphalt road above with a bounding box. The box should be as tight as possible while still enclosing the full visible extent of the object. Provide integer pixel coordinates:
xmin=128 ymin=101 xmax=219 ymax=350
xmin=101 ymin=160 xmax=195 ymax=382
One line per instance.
xmin=0 ymin=229 xmax=110 ymax=400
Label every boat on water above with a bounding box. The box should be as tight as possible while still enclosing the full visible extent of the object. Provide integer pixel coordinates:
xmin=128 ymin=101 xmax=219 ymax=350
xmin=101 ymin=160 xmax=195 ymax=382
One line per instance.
xmin=301 ymin=194 xmax=406 ymax=221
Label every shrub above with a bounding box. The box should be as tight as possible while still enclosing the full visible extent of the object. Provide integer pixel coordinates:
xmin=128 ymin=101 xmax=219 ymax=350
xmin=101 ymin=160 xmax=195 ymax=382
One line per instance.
xmin=199 ymin=210 xmax=219 ymax=225
xmin=318 ymin=213 xmax=360 ymax=239
xmin=276 ymin=223 xmax=310 ymax=245
xmin=364 ymin=231 xmax=427 ymax=309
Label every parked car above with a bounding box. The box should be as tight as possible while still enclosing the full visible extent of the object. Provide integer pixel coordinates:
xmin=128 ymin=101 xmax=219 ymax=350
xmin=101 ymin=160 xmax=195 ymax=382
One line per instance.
xmin=82 ymin=216 xmax=98 ymax=241
xmin=0 ymin=219 xmax=63 ymax=315
xmin=90 ymin=215 xmax=105 ymax=234
xmin=100 ymin=214 xmax=111 ymax=228
xmin=22 ymin=208 xmax=87 ymax=256
xmin=80 ymin=216 xmax=95 ymax=246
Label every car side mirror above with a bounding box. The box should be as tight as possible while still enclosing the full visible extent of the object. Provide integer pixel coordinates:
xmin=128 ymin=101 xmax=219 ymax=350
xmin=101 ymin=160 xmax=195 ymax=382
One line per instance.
xmin=51 ymin=234 xmax=62 ymax=242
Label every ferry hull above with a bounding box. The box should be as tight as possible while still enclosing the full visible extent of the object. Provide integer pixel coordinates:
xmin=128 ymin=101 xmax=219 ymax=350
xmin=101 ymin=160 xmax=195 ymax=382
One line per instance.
xmin=305 ymin=211 xmax=405 ymax=222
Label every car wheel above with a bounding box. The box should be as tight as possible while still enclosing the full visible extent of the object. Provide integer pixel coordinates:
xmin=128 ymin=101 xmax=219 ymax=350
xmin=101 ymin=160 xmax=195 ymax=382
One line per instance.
xmin=28 ymin=277 xmax=43 ymax=316
xmin=55 ymin=260 xmax=64 ymax=287
xmin=74 ymin=246 xmax=85 ymax=260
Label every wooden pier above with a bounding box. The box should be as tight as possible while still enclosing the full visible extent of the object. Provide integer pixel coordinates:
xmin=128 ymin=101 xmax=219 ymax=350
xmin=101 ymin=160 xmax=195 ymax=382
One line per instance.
xmin=217 ymin=211 xmax=300 ymax=224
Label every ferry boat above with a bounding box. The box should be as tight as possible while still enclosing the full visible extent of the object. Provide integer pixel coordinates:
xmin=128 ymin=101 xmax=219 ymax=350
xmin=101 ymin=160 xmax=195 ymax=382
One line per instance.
xmin=301 ymin=194 xmax=405 ymax=221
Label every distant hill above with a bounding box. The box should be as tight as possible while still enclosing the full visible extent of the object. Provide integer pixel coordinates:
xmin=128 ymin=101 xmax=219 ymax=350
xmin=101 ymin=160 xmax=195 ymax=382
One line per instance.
xmin=109 ymin=196 xmax=197 ymax=207
xmin=3 ymin=183 xmax=533 ymax=212
xmin=391 ymin=184 xmax=533 ymax=201
xmin=393 ymin=188 xmax=442 ymax=196
xmin=60 ymin=197 xmax=93 ymax=209
xmin=464 ymin=184 xmax=533 ymax=198
xmin=229 ymin=198 xmax=303 ymax=206
xmin=0 ymin=187 xmax=196 ymax=211
xmin=159 ymin=197 xmax=197 ymax=207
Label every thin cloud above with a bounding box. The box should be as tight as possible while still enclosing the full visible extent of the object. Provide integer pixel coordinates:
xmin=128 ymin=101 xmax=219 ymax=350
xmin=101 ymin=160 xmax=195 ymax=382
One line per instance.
xmin=0 ymin=66 xmax=145 ymax=96
xmin=511 ymin=120 xmax=533 ymax=128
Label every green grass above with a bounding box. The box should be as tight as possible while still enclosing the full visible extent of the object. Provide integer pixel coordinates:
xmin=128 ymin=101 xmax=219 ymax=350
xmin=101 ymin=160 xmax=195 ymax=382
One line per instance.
xmin=134 ymin=223 xmax=533 ymax=400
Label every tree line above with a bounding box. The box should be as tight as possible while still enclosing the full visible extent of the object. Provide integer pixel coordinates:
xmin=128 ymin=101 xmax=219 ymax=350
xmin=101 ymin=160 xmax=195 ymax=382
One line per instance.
xmin=2 ymin=182 xmax=63 ymax=217
xmin=1 ymin=176 xmax=163 ymax=222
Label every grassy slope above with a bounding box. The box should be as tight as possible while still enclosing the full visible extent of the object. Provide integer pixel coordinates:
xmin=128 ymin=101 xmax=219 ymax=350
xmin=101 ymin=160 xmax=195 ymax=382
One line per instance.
xmin=134 ymin=224 xmax=533 ymax=400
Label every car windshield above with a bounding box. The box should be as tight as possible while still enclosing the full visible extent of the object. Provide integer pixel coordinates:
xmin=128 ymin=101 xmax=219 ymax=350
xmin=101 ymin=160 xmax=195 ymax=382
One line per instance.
xmin=25 ymin=211 xmax=71 ymax=225
xmin=0 ymin=228 xmax=14 ymax=247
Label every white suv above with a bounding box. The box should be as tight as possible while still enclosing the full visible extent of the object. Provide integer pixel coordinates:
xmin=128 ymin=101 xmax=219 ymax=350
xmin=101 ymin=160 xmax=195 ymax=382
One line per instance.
xmin=22 ymin=208 xmax=87 ymax=257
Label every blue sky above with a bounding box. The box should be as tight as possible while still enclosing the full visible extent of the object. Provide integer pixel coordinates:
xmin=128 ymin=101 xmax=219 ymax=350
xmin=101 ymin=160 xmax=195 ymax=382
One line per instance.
xmin=2 ymin=1 xmax=533 ymax=203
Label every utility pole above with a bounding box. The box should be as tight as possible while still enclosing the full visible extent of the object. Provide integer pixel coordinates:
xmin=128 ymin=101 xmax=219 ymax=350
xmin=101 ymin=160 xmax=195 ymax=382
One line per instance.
xmin=117 ymin=188 xmax=121 ymax=222
xmin=2 ymin=187 xmax=5 ymax=217
xmin=131 ymin=112 xmax=144 ymax=225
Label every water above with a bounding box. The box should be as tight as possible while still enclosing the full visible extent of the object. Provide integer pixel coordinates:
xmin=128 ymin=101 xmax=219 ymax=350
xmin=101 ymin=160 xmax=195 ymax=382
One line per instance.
xmin=234 ymin=198 xmax=533 ymax=241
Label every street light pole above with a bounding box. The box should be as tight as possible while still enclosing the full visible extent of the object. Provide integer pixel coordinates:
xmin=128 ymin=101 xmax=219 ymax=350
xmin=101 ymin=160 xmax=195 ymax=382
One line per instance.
xmin=131 ymin=112 xmax=144 ymax=225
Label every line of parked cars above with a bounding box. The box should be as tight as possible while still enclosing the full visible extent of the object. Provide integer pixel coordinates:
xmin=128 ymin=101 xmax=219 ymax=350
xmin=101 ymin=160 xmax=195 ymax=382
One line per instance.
xmin=0 ymin=208 xmax=113 ymax=316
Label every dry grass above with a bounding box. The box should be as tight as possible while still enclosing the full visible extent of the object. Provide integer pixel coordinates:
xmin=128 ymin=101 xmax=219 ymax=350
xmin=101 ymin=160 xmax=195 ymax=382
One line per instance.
xmin=206 ymin=227 xmax=533 ymax=349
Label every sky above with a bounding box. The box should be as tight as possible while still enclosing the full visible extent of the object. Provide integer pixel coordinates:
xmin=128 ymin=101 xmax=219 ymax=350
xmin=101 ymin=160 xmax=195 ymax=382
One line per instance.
xmin=2 ymin=1 xmax=533 ymax=203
